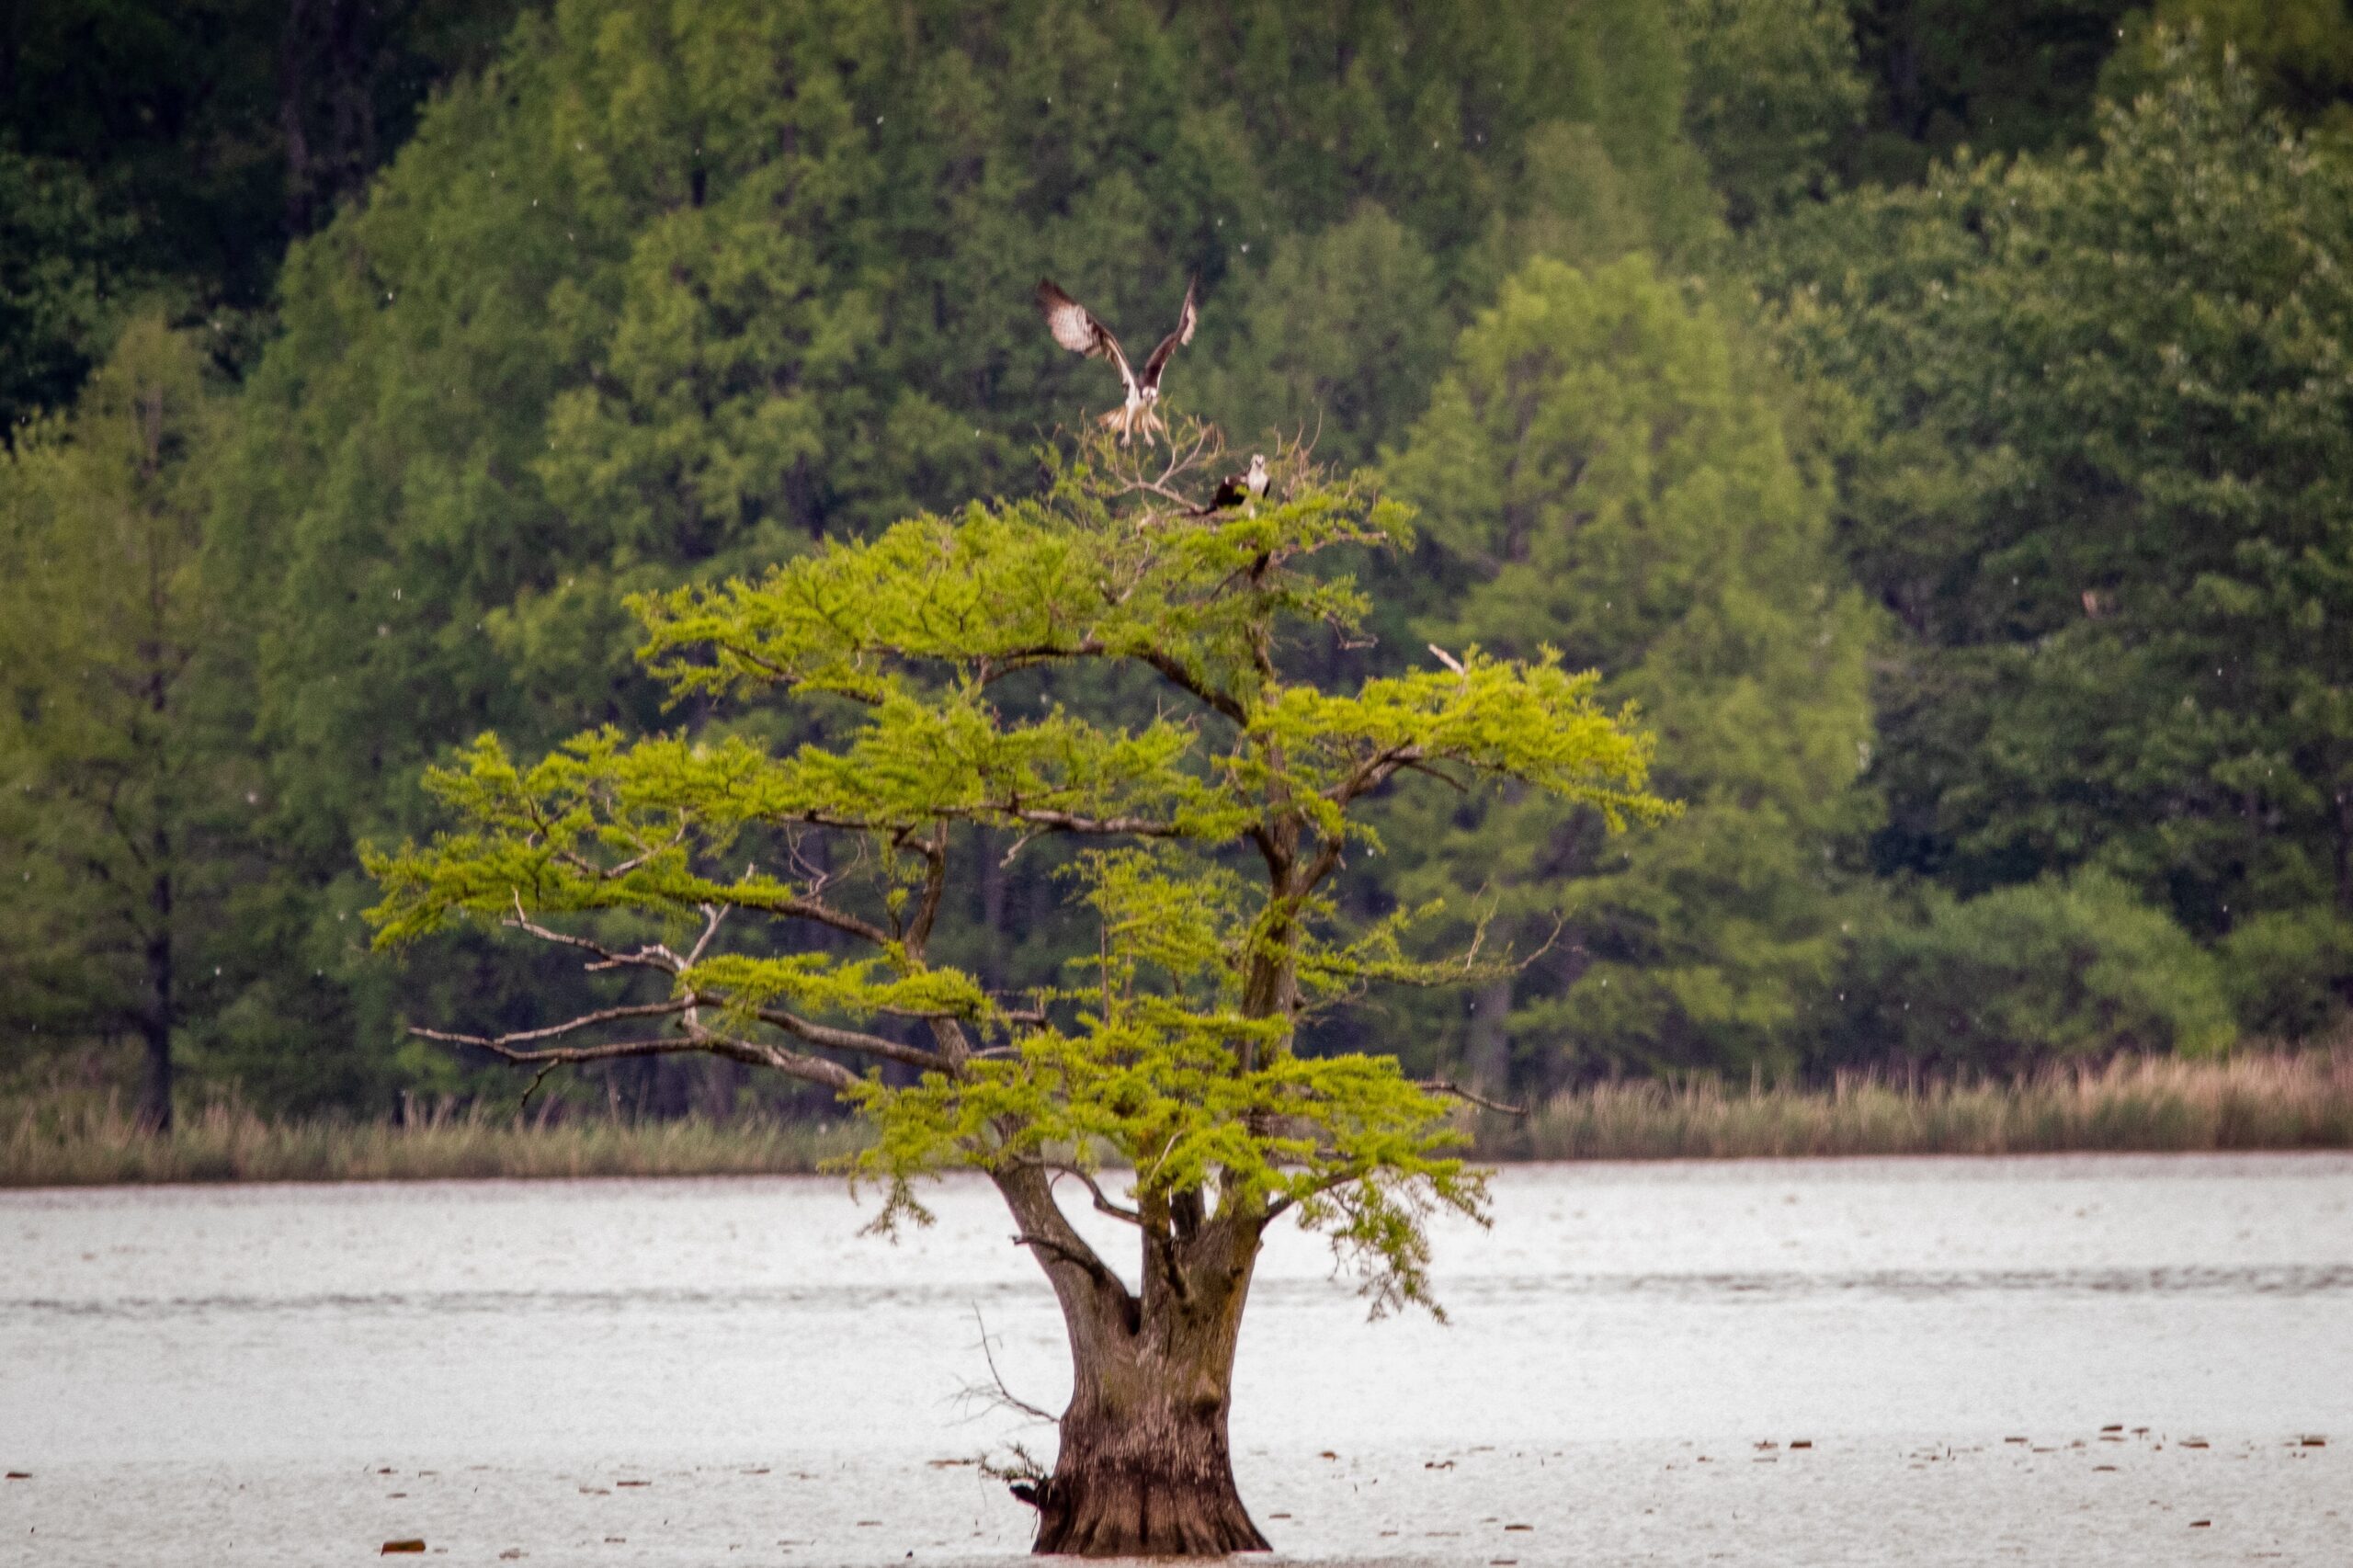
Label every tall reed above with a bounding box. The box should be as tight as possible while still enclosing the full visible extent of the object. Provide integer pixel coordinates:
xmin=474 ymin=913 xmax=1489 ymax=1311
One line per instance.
xmin=1487 ymin=1049 xmax=2353 ymax=1161
xmin=2 ymin=1096 xmax=866 ymax=1187
xmin=6 ymin=1051 xmax=2347 ymax=1187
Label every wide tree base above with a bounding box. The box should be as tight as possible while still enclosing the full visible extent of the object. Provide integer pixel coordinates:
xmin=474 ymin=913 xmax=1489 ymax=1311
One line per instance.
xmin=1019 ymin=1465 xmax=1271 ymax=1558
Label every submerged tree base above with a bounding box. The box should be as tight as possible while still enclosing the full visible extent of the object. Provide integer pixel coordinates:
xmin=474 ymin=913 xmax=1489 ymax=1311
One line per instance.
xmin=1023 ymin=1462 xmax=1270 ymax=1558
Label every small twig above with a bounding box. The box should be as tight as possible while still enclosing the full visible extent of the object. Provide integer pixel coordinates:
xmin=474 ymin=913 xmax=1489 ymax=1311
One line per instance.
xmin=516 ymin=1059 xmax=565 ymax=1115
xmin=960 ymin=1305 xmax=1057 ymax=1426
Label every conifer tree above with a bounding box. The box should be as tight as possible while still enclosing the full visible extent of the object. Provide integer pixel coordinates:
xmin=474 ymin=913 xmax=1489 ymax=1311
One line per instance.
xmin=0 ymin=317 xmax=229 ymax=1124
xmin=1381 ymin=256 xmax=1874 ymax=1085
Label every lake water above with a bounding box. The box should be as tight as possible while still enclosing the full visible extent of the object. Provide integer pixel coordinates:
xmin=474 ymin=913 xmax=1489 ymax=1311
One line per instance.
xmin=3 ymin=1154 xmax=2347 ymax=1565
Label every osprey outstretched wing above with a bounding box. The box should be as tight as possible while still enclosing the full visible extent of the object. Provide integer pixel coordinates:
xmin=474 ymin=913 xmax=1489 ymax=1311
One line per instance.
xmin=1035 ymin=276 xmax=1199 ymax=445
xmin=1137 ymin=276 xmax=1199 ymax=393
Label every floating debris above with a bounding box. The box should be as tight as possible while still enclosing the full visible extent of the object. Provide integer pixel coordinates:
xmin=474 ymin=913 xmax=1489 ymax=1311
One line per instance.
xmin=381 ymin=1542 xmax=426 ymax=1556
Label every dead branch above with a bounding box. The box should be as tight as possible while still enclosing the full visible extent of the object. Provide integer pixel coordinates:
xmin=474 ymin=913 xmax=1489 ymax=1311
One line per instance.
xmin=408 ymin=997 xmax=695 ymax=1051
xmin=957 ymin=1306 xmax=1058 ymax=1426
xmin=1417 ymin=1077 xmax=1529 ymax=1117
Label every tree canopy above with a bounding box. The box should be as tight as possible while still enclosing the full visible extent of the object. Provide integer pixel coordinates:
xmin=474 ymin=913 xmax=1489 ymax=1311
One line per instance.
xmin=367 ymin=431 xmax=1665 ymax=1297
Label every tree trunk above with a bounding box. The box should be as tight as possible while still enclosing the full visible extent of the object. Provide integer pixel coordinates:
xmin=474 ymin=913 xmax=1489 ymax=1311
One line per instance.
xmin=137 ymin=859 xmax=173 ymax=1132
xmin=994 ymin=1167 xmax=1272 ymax=1558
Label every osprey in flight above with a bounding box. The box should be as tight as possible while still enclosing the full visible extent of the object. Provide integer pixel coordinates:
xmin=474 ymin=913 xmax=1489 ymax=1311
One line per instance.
xmin=1035 ymin=275 xmax=1199 ymax=445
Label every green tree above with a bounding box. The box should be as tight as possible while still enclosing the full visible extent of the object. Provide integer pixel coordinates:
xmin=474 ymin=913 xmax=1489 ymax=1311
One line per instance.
xmin=1381 ymin=256 xmax=1875 ymax=1086
xmin=1757 ymin=42 xmax=2353 ymax=949
xmin=2105 ymin=3 xmax=2353 ymax=128
xmin=1835 ymin=871 xmax=2235 ymax=1073
xmin=1840 ymin=0 xmax=2139 ymax=182
xmin=207 ymin=0 xmax=1719 ymax=1111
xmin=1668 ymin=0 xmax=1869 ymax=224
xmin=1194 ymin=205 xmax=1452 ymax=472
xmin=364 ymin=431 xmax=1665 ymax=1554
xmin=0 ymin=317 xmax=232 ymax=1125
xmin=0 ymin=148 xmax=131 ymax=439
xmin=1 ymin=0 xmax=528 ymax=323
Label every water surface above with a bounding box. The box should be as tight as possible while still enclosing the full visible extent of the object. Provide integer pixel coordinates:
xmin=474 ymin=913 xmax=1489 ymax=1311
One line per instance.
xmin=3 ymin=1154 xmax=2346 ymax=1563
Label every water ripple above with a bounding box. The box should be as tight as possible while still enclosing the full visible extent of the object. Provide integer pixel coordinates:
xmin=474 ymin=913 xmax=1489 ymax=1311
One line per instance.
xmin=8 ymin=1264 xmax=2348 ymax=1321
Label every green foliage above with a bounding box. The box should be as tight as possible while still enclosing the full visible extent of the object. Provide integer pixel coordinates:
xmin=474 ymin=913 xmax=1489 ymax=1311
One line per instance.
xmin=0 ymin=149 xmax=132 ymax=439
xmin=1668 ymin=0 xmax=1869 ymax=222
xmin=1 ymin=0 xmax=528 ymax=322
xmin=1381 ymin=255 xmax=1875 ymax=1084
xmin=1839 ymin=0 xmax=2139 ymax=182
xmin=199 ymin=0 xmax=1720 ymax=1106
xmin=1836 ymin=872 xmax=2237 ymax=1072
xmin=2105 ymin=3 xmax=2353 ymax=128
xmin=1756 ymin=39 xmax=2353 ymax=937
xmin=366 ymin=437 xmax=1665 ymax=1307
xmin=0 ymin=317 xmax=235 ymax=1085
xmin=2218 ymin=907 xmax=2353 ymax=1041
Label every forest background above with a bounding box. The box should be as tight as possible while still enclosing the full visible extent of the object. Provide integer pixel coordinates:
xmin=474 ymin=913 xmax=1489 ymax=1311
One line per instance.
xmin=7 ymin=0 xmax=2353 ymax=1127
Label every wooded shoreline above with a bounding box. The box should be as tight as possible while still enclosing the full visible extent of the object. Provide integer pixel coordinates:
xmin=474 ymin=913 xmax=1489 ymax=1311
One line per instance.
xmin=7 ymin=1051 xmax=2347 ymax=1188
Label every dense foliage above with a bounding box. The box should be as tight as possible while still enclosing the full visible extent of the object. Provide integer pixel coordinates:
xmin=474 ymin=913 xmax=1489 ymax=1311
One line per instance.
xmin=8 ymin=2 xmax=2353 ymax=1120
xmin=364 ymin=436 xmax=1665 ymax=1302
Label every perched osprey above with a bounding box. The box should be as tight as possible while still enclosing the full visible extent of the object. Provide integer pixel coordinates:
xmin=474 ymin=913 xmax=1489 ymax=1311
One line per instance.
xmin=1210 ymin=452 xmax=1268 ymax=511
xmin=1035 ymin=276 xmax=1199 ymax=446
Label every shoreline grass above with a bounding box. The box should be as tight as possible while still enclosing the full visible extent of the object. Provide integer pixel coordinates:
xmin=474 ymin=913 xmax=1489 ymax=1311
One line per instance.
xmin=6 ymin=1051 xmax=2348 ymax=1188
xmin=1 ymin=1097 xmax=869 ymax=1187
xmin=1490 ymin=1049 xmax=2353 ymax=1162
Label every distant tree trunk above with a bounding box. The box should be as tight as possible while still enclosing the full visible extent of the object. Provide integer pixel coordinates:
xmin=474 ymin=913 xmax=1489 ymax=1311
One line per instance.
xmin=2335 ymin=783 xmax=2353 ymax=916
xmin=980 ymin=838 xmax=1007 ymax=991
xmin=138 ymin=850 xmax=173 ymax=1132
xmin=279 ymin=0 xmax=381 ymax=238
xmin=994 ymin=1166 xmax=1271 ymax=1557
xmin=1464 ymin=973 xmax=1514 ymax=1098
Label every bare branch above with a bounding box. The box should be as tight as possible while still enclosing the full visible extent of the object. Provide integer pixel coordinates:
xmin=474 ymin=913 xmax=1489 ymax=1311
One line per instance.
xmin=1136 ymin=648 xmax=1247 ymax=725
xmin=751 ymin=1005 xmax=951 ymax=1073
xmin=412 ymin=1022 xmax=860 ymax=1094
xmin=503 ymin=892 xmax=678 ymax=976
xmin=1008 ymin=807 xmax=1183 ymax=838
xmin=958 ymin=1306 xmax=1057 ymax=1426
xmin=409 ymin=996 xmax=693 ymax=1051
xmin=1418 ymin=1077 xmax=1529 ymax=1117
xmin=1017 ymin=1159 xmax=1142 ymax=1224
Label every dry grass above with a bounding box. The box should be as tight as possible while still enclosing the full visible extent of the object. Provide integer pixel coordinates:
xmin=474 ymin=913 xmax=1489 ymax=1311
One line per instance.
xmin=6 ymin=1051 xmax=2348 ymax=1187
xmin=1 ymin=1096 xmax=868 ymax=1187
xmin=1483 ymin=1049 xmax=2353 ymax=1162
